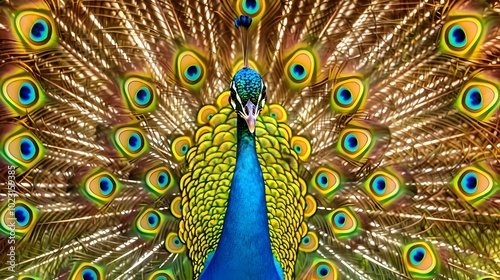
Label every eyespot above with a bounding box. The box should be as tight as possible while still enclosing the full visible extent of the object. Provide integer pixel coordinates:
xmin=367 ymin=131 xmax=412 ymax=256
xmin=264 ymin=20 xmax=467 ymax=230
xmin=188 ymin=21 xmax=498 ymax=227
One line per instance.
xmin=0 ymin=70 xmax=45 ymax=116
xmin=441 ymin=17 xmax=484 ymax=57
xmin=456 ymin=79 xmax=499 ymax=121
xmin=121 ymin=76 xmax=157 ymax=113
xmin=328 ymin=207 xmax=360 ymax=239
xmin=337 ymin=128 xmax=373 ymax=161
xmin=68 ymin=263 xmax=104 ymax=280
xmin=170 ymin=196 xmax=182 ymax=218
xmin=364 ymin=169 xmax=404 ymax=208
xmin=267 ymin=104 xmax=287 ymax=122
xmin=0 ymin=126 xmax=45 ymax=171
xmin=450 ymin=164 xmax=498 ymax=207
xmin=236 ymin=0 xmax=266 ymax=24
xmin=299 ymin=231 xmax=319 ymax=253
xmin=330 ymin=76 xmax=367 ymax=113
xmin=171 ymin=136 xmax=192 ymax=161
xmin=148 ymin=270 xmax=175 ymax=280
xmin=304 ymin=194 xmax=317 ymax=218
xmin=144 ymin=166 xmax=175 ymax=198
xmin=310 ymin=167 xmax=342 ymax=198
xmin=284 ymin=46 xmax=319 ymax=90
xmin=403 ymin=242 xmax=439 ymax=279
xmin=134 ymin=208 xmax=164 ymax=240
xmin=165 ymin=232 xmax=185 ymax=253
xmin=175 ymin=49 xmax=206 ymax=92
xmin=290 ymin=136 xmax=311 ymax=161
xmin=197 ymin=105 xmax=218 ymax=125
xmin=13 ymin=10 xmax=57 ymax=50
xmin=301 ymin=259 xmax=338 ymax=280
xmin=477 ymin=277 xmax=498 ymax=280
xmin=112 ymin=126 xmax=148 ymax=158
xmin=80 ymin=169 xmax=120 ymax=207
xmin=0 ymin=200 xmax=39 ymax=238
xmin=216 ymin=91 xmax=231 ymax=108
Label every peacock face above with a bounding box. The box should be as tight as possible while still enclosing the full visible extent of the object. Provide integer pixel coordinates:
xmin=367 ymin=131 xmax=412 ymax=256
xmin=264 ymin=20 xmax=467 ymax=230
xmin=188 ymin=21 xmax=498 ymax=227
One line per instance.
xmin=229 ymin=67 xmax=267 ymax=133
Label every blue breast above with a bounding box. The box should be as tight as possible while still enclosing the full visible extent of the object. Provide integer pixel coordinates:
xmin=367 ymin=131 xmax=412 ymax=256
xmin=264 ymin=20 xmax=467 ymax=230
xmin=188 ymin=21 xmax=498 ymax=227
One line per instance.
xmin=199 ymin=134 xmax=283 ymax=280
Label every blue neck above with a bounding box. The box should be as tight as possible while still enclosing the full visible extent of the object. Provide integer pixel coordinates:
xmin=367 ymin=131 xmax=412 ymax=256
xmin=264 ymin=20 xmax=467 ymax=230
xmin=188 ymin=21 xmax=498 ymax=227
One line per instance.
xmin=199 ymin=117 xmax=282 ymax=280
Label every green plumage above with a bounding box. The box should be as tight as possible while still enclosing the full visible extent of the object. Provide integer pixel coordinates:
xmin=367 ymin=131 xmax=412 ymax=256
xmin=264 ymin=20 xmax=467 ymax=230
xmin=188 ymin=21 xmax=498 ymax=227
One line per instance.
xmin=0 ymin=0 xmax=499 ymax=279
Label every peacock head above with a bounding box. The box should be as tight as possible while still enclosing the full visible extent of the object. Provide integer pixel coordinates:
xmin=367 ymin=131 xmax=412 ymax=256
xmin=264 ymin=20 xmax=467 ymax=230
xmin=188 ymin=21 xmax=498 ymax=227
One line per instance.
xmin=229 ymin=67 xmax=267 ymax=133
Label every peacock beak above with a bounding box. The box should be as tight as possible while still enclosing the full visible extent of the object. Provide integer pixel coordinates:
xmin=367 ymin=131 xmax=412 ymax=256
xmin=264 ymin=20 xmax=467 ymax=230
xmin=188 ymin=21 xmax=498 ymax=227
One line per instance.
xmin=243 ymin=100 xmax=258 ymax=133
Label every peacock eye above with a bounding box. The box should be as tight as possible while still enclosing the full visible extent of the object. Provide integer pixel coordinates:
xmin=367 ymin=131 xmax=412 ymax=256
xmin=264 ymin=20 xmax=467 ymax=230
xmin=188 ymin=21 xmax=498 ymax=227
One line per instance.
xmin=175 ymin=48 xmax=207 ymax=92
xmin=80 ymin=169 xmax=120 ymax=207
xmin=283 ymin=46 xmax=319 ymax=90
xmin=133 ymin=208 xmax=164 ymax=240
xmin=455 ymin=78 xmax=499 ymax=121
xmin=299 ymin=231 xmax=319 ymax=252
xmin=148 ymin=270 xmax=175 ymax=280
xmin=14 ymin=10 xmax=58 ymax=50
xmin=403 ymin=242 xmax=439 ymax=279
xmin=330 ymin=76 xmax=367 ymax=113
xmin=0 ymin=69 xmax=46 ymax=116
xmin=0 ymin=126 xmax=45 ymax=171
xmin=171 ymin=136 xmax=192 ymax=161
xmin=0 ymin=200 xmax=39 ymax=237
xmin=68 ymin=263 xmax=104 ymax=280
xmin=121 ymin=75 xmax=157 ymax=113
xmin=450 ymin=164 xmax=497 ymax=207
xmin=165 ymin=232 xmax=186 ymax=253
xmin=111 ymin=125 xmax=148 ymax=158
xmin=328 ymin=207 xmax=361 ymax=239
xmin=440 ymin=16 xmax=484 ymax=57
xmin=301 ymin=258 xmax=338 ymax=280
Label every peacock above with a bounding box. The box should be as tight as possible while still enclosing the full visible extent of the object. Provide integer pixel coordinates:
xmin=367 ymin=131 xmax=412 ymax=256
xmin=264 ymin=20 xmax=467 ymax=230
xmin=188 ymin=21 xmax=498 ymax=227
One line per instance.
xmin=1 ymin=0 xmax=500 ymax=279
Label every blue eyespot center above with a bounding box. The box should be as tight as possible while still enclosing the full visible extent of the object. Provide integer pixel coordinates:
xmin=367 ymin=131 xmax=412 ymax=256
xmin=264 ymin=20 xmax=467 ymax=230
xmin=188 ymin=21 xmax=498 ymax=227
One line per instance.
xmin=82 ymin=268 xmax=98 ymax=280
xmin=271 ymin=112 xmax=278 ymax=118
xmin=30 ymin=19 xmax=49 ymax=42
xmin=337 ymin=87 xmax=353 ymax=105
xmin=158 ymin=172 xmax=169 ymax=188
xmin=135 ymin=87 xmax=151 ymax=106
xmin=294 ymin=144 xmax=302 ymax=154
xmin=99 ymin=177 xmax=113 ymax=195
xmin=243 ymin=0 xmax=260 ymax=14
xmin=291 ymin=64 xmax=306 ymax=80
xmin=156 ymin=276 xmax=167 ymax=280
xmin=335 ymin=213 xmax=346 ymax=227
xmin=344 ymin=134 xmax=358 ymax=152
xmin=465 ymin=88 xmax=482 ymax=110
xmin=185 ymin=65 xmax=201 ymax=81
xmin=181 ymin=144 xmax=189 ymax=154
xmin=449 ymin=25 xmax=467 ymax=48
xmin=373 ymin=176 xmax=387 ymax=195
xmin=318 ymin=173 xmax=328 ymax=188
xmin=173 ymin=237 xmax=181 ymax=246
xmin=147 ymin=213 xmax=159 ymax=227
xmin=14 ymin=206 xmax=30 ymax=227
xmin=20 ymin=138 xmax=36 ymax=160
xmin=128 ymin=133 xmax=142 ymax=151
xmin=19 ymin=82 xmax=36 ymax=105
xmin=302 ymin=236 xmax=310 ymax=245
xmin=461 ymin=172 xmax=478 ymax=194
xmin=410 ymin=247 xmax=426 ymax=265
xmin=317 ymin=264 xmax=330 ymax=278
